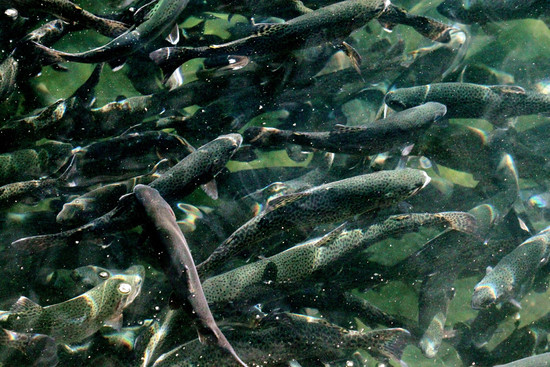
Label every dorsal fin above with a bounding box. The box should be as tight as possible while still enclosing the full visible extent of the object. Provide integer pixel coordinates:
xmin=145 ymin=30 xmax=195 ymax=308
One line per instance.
xmin=10 ymin=296 xmax=43 ymax=315
xmin=314 ymin=223 xmax=347 ymax=248
xmin=437 ymin=212 xmax=478 ymax=235
xmin=264 ymin=191 xmax=310 ymax=212
xmin=489 ymin=85 xmax=525 ymax=95
xmin=333 ymin=124 xmax=368 ymax=133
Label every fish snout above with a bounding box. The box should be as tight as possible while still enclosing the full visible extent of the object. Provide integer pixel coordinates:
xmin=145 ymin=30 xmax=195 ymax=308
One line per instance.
xmin=223 ymin=133 xmax=243 ymax=149
xmin=471 ymin=284 xmax=497 ymax=309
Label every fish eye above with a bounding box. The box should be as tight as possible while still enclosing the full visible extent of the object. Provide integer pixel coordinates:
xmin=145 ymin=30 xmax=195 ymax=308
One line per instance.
xmin=118 ymin=283 xmax=132 ymax=294
xmin=98 ymin=271 xmax=110 ymax=279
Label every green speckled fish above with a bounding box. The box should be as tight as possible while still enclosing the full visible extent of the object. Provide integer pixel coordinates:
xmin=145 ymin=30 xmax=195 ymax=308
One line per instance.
xmin=0 ymin=265 xmax=144 ymax=344
xmin=472 ymin=225 xmax=550 ymax=309
xmin=384 ymin=83 xmax=550 ymax=127
xmin=244 ymin=102 xmax=447 ymax=155
xmin=197 ymin=168 xmax=431 ymax=277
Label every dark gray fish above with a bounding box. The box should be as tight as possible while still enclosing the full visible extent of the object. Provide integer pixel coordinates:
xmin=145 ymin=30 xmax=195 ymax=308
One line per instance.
xmin=437 ymin=0 xmax=550 ymax=25
xmin=152 ymin=312 xmax=411 ymax=367
xmin=0 ymin=19 xmax=71 ymax=103
xmin=70 ymin=265 xmax=114 ymax=288
xmin=244 ymin=102 xmax=447 ymax=155
xmin=384 ymin=82 xmax=550 ymax=127
xmin=34 ymin=0 xmax=190 ymax=65
xmin=0 ymin=140 xmax=73 ymax=186
xmin=417 ymin=272 xmax=456 ymax=358
xmin=241 ymin=152 xmax=333 ymax=204
xmin=0 ymin=63 xmax=103 ymax=151
xmin=0 ymin=0 xmax=128 ymax=38
xmin=11 ymin=134 xmax=242 ymax=254
xmin=488 ymin=312 xmax=550 ymax=366
xmin=149 ymin=0 xmax=389 ymax=78
xmin=197 ymin=168 xmax=431 ymax=277
xmin=0 ymin=155 xmax=76 ymax=210
xmin=56 ymin=160 xmax=167 ymax=226
xmin=133 ymin=184 xmax=247 ymax=367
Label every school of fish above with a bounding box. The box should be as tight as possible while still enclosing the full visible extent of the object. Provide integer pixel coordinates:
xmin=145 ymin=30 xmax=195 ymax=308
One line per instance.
xmin=0 ymin=0 xmax=550 ymax=366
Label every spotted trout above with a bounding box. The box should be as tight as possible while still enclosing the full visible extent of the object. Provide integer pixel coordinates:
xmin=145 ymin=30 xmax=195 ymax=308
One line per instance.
xmin=149 ymin=0 xmax=389 ymax=78
xmin=471 ymin=225 xmax=550 ymax=310
xmin=197 ymin=168 xmax=431 ymax=277
xmin=244 ymin=102 xmax=447 ymax=155
xmin=0 ymin=266 xmax=144 ymax=344
xmin=11 ymin=134 xmax=242 ymax=254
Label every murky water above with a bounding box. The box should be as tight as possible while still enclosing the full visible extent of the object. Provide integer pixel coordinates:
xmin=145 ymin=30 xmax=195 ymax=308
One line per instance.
xmin=1 ymin=0 xmax=550 ymax=366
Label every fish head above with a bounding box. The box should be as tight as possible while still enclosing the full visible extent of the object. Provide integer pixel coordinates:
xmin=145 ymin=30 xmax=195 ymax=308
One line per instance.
xmin=97 ymin=266 xmax=145 ymax=313
xmin=70 ymin=265 xmax=114 ymax=289
xmin=471 ymin=283 xmax=499 ymax=309
xmin=200 ymin=133 xmax=243 ymax=171
xmin=424 ymin=102 xmax=448 ymax=123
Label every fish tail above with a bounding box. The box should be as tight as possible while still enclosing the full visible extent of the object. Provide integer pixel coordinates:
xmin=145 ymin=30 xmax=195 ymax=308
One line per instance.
xmin=10 ymin=226 xmax=86 ymax=255
xmin=82 ymin=14 xmax=129 ymax=38
xmin=149 ymin=47 xmax=192 ymax=83
xmin=439 ymin=212 xmax=478 ymax=235
xmin=364 ymin=328 xmax=412 ymax=364
xmin=31 ymin=41 xmax=68 ymax=66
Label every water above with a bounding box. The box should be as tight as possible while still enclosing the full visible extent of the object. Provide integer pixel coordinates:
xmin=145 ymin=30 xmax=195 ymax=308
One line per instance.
xmin=1 ymin=0 xmax=550 ymax=366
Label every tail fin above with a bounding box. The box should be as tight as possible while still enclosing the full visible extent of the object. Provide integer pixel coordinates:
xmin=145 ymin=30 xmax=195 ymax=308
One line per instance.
xmin=365 ymin=328 xmax=412 ymax=364
xmin=437 ymin=212 xmax=478 ymax=235
xmin=10 ymin=224 xmax=90 ymax=255
xmin=149 ymin=47 xmax=188 ymax=83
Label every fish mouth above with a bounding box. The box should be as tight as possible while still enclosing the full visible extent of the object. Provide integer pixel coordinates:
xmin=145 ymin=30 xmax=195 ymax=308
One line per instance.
xmin=471 ymin=285 xmax=497 ymax=309
xmin=416 ymin=171 xmax=432 ymax=192
xmin=223 ymin=133 xmax=243 ymax=148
